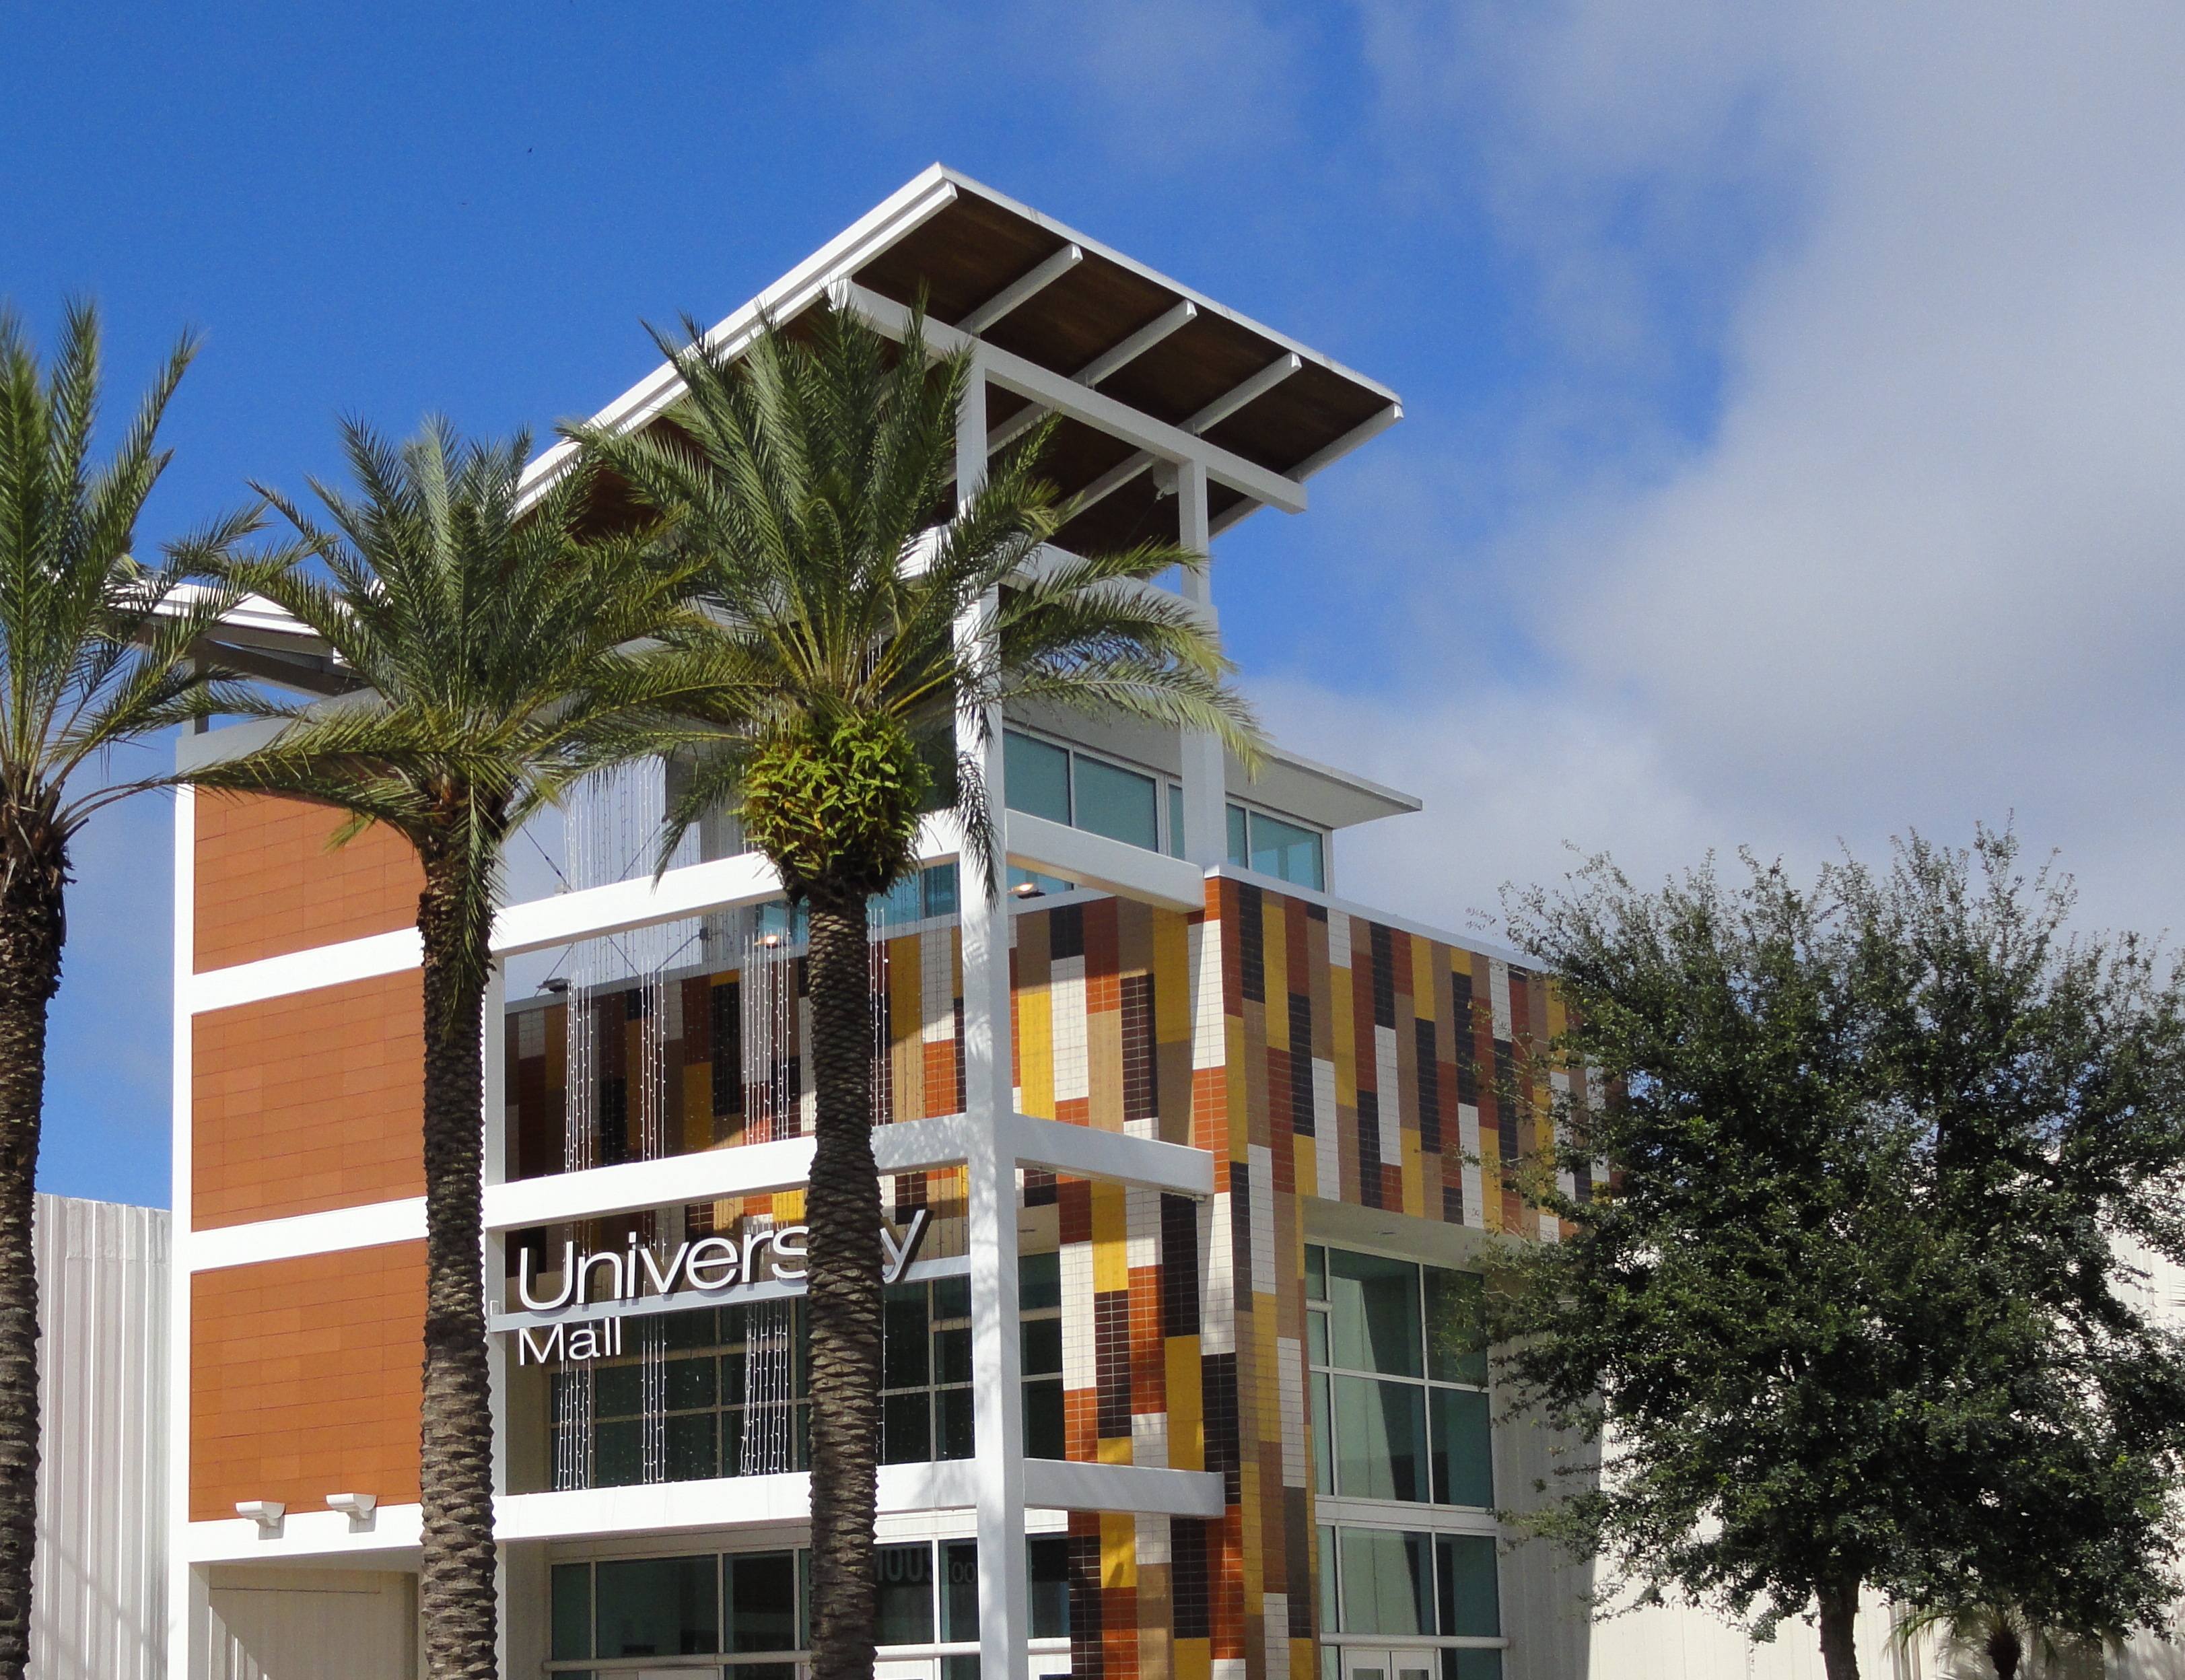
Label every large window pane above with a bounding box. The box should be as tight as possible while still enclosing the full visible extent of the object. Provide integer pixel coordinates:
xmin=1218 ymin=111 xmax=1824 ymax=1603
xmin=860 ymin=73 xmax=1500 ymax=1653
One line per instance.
xmin=874 ymin=1543 xmax=935 ymax=1646
xmin=726 ymin=1551 xmax=798 ymax=1652
xmin=936 ymin=1386 xmax=975 ymax=1459
xmin=595 ymin=1555 xmax=719 ymax=1658
xmin=1424 ymin=1268 xmax=1488 ymax=1387
xmin=1226 ymin=804 xmax=1249 ymax=866
xmin=1248 ymin=810 xmax=1325 ymax=890
xmin=1441 ymin=1653 xmax=1502 ymax=1680
xmin=1020 ymin=1252 xmax=1062 ymax=1310
xmin=1318 ymin=1525 xmax=1338 ymax=1635
xmin=1332 ymin=1375 xmax=1428 ymax=1502
xmin=1435 ymin=1535 xmax=1500 ymax=1637
xmin=1004 ymin=733 xmax=1071 ymax=824
xmin=1074 ymin=756 xmax=1158 ymax=849
xmin=666 ymin=1410 xmax=718 ymax=1481
xmin=882 ymin=1391 xmax=932 ymax=1464
xmin=1311 ymin=1372 xmax=1333 ymax=1496
xmin=1430 ymin=1388 xmax=1493 ymax=1508
xmin=1029 ymin=1537 xmax=1072 ymax=1638
xmin=1336 ymin=1528 xmax=1431 ymax=1635
xmin=1025 ymin=1378 xmax=1066 ymax=1459
xmin=1326 ymin=1251 xmax=1423 ymax=1376
xmin=943 ymin=1540 xmax=981 ymax=1642
xmin=551 ymin=1562 xmax=592 ymax=1660
xmin=1167 ymin=785 xmax=1185 ymax=858
xmin=883 ymin=1284 xmax=931 ymax=1389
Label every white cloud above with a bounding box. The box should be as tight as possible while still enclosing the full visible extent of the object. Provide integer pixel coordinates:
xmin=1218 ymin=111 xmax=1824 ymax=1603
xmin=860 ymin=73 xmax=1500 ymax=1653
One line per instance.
xmin=1306 ymin=0 xmax=2185 ymax=944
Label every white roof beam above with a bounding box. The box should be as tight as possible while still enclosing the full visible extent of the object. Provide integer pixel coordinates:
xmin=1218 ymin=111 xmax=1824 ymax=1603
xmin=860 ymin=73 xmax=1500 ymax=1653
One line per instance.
xmin=1286 ymin=402 xmax=1403 ymax=481
xmin=1185 ymin=353 xmax=1300 ymax=436
xmin=1071 ymin=450 xmax=1154 ymax=516
xmin=958 ymin=244 xmax=1082 ymax=336
xmin=1073 ymin=301 xmax=1197 ymax=388
xmin=834 ymin=280 xmax=1306 ymax=516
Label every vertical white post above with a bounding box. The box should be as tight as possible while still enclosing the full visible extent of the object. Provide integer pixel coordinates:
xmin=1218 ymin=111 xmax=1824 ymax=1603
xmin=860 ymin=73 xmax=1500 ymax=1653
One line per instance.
xmin=1175 ymin=458 xmax=1228 ymax=868
xmin=956 ymin=351 xmax=1031 ymax=1680
xmin=481 ymin=960 xmax=510 ymax=1679
xmin=168 ymin=785 xmax=206 ymax=1680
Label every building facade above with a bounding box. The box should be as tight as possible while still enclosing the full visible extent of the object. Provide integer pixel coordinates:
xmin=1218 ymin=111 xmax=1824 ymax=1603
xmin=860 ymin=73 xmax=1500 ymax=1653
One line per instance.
xmin=168 ymin=167 xmax=1916 ymax=1680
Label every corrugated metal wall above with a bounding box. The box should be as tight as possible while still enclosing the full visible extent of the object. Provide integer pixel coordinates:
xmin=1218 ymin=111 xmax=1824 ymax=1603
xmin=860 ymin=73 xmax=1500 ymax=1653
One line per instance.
xmin=30 ymin=1193 xmax=168 ymax=1680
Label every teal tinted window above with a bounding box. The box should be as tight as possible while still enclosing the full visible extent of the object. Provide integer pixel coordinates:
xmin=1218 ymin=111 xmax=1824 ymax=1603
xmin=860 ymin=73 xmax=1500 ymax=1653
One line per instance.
xmin=1249 ymin=810 xmax=1325 ymax=890
xmin=922 ymin=864 xmax=959 ymax=919
xmin=726 ymin=1551 xmax=798 ymax=1652
xmin=594 ymin=1555 xmax=719 ymax=1657
xmin=1226 ymin=803 xmax=1249 ymax=866
xmin=551 ymin=1562 xmax=592 ymax=1659
xmin=1430 ymin=1388 xmax=1493 ymax=1507
xmin=874 ymin=1543 xmax=935 ymax=1646
xmin=1331 ymin=1376 xmax=1428 ymax=1501
xmin=1317 ymin=1525 xmax=1339 ymax=1637
xmin=1168 ymin=785 xmax=1185 ymax=857
xmin=1029 ymin=1535 xmax=1072 ymax=1638
xmin=1442 ymin=1652 xmax=1503 ymax=1680
xmin=1305 ymin=1245 xmax=1327 ymax=1301
xmin=1311 ymin=1373 xmax=1333 ymax=1495
xmin=1004 ymin=732 xmax=1070 ymax=823
xmin=1337 ymin=1528 xmax=1432 ymax=1635
xmin=1074 ymin=755 xmax=1158 ymax=849
xmin=943 ymin=1540 xmax=980 ymax=1642
xmin=1425 ymin=1268 xmax=1489 ymax=1387
xmin=1326 ymin=1251 xmax=1423 ymax=1376
xmin=1020 ymin=1251 xmax=1062 ymax=1310
xmin=1435 ymin=1534 xmax=1500 ymax=1636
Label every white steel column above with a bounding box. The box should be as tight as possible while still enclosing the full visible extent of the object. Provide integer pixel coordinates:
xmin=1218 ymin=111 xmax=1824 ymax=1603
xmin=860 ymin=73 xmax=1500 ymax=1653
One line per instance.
xmin=1175 ymin=459 xmax=1228 ymax=868
xmin=168 ymin=785 xmax=207 ymax=1680
xmin=957 ymin=352 xmax=1032 ymax=1680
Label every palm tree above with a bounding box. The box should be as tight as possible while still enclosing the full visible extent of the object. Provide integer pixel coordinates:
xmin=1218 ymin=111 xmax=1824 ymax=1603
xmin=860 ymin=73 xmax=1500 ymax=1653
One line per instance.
xmin=569 ymin=302 xmax=1261 ymax=1680
xmin=176 ymin=420 xmax=708 ymax=1680
xmin=0 ymin=303 xmax=246 ymax=1680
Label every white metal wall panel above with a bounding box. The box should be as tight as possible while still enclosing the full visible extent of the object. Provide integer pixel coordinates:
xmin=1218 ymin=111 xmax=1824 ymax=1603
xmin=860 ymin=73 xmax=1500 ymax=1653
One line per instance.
xmin=30 ymin=1193 xmax=169 ymax=1680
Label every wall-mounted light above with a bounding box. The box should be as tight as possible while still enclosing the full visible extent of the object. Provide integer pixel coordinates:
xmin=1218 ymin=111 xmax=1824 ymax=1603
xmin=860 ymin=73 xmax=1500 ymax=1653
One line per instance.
xmin=235 ymin=1500 xmax=284 ymax=1536
xmin=325 ymin=1492 xmax=377 ymax=1531
xmin=1010 ymin=881 xmax=1045 ymax=899
xmin=539 ymin=977 xmax=569 ymax=995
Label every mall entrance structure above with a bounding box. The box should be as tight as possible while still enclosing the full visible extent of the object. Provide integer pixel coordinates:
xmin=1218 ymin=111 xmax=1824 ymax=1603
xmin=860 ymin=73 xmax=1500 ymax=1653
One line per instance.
xmin=170 ymin=166 xmax=1583 ymax=1680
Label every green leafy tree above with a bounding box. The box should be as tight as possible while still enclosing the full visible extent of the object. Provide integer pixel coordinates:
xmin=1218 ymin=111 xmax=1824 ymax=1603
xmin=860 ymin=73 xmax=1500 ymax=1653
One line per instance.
xmin=176 ymin=421 xmax=707 ymax=1680
xmin=570 ymin=302 xmax=1260 ymax=1680
xmin=1494 ymin=830 xmax=2185 ymax=1680
xmin=0 ymin=304 xmax=245 ymax=1680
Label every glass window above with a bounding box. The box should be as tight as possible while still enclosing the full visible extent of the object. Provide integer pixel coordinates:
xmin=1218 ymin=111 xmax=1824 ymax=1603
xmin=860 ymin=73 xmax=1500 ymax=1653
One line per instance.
xmin=1305 ymin=1245 xmax=1327 ymax=1302
xmin=1424 ymin=1268 xmax=1489 ymax=1387
xmin=1326 ymin=1251 xmax=1424 ymax=1376
xmin=1311 ymin=1372 xmax=1333 ymax=1495
xmin=1249 ymin=810 xmax=1325 ymax=890
xmin=1167 ymin=784 xmax=1185 ymax=858
xmin=551 ymin=1562 xmax=592 ymax=1660
xmin=1025 ymin=1380 xmax=1066 ymax=1459
xmin=943 ymin=1540 xmax=980 ymax=1642
xmin=882 ymin=1391 xmax=932 ymax=1465
xmin=922 ymin=864 xmax=959 ymax=919
xmin=1441 ymin=1652 xmax=1502 ymax=1680
xmin=1074 ymin=755 xmax=1158 ymax=849
xmin=1004 ymin=732 xmax=1071 ymax=824
xmin=1337 ymin=1529 xmax=1432 ymax=1635
xmin=594 ymin=1555 xmax=719 ymax=1658
xmin=1029 ymin=1537 xmax=1072 ymax=1638
xmin=1226 ymin=803 xmax=1249 ymax=867
xmin=1435 ymin=1535 xmax=1500 ymax=1637
xmin=883 ymin=1285 xmax=931 ymax=1389
xmin=1331 ymin=1376 xmax=1428 ymax=1502
xmin=1317 ymin=1525 xmax=1339 ymax=1638
xmin=1020 ymin=1252 xmax=1062 ymax=1311
xmin=874 ymin=1543 xmax=935 ymax=1646
xmin=1429 ymin=1388 xmax=1493 ymax=1508
xmin=726 ymin=1551 xmax=798 ymax=1652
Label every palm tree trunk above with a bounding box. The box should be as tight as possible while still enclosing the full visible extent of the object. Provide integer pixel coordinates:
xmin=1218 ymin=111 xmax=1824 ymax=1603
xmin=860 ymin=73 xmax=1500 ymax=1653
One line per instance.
xmin=1817 ymin=1578 xmax=1863 ymax=1680
xmin=803 ymin=887 xmax=883 ymax=1680
xmin=417 ymin=854 xmax=498 ymax=1680
xmin=0 ymin=867 xmax=60 ymax=1680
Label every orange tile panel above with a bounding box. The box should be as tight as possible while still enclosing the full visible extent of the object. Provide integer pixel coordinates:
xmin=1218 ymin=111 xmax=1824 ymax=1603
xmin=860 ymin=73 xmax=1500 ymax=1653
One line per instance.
xmin=195 ymin=792 xmax=423 ymax=972
xmin=190 ymin=1242 xmax=424 ymax=1521
xmin=192 ymin=971 xmax=423 ymax=1229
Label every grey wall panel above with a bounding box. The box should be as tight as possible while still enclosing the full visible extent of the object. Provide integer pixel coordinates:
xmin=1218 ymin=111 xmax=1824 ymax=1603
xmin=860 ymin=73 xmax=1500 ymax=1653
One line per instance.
xmin=31 ymin=1194 xmax=169 ymax=1680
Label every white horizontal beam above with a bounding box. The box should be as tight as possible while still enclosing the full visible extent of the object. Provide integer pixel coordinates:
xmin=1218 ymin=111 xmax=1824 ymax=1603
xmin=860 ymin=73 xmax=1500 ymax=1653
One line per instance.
xmin=1008 ymin=1114 xmax=1214 ymax=1197
xmin=959 ymin=244 xmax=1082 ymax=336
xmin=1074 ymin=301 xmax=1197 ymax=388
xmin=490 ymin=851 xmax=779 ymax=956
xmin=1185 ymin=353 xmax=1300 ymax=436
xmin=483 ymin=1135 xmax=818 ymax=1232
xmin=1003 ymin=810 xmax=1208 ymax=913
xmin=1070 ymin=450 xmax=1154 ymax=515
xmin=186 ymin=1198 xmax=426 ymax=1272
xmin=834 ymin=281 xmax=1307 ymax=516
xmin=188 ymin=928 xmax=421 ymax=1015
xmin=185 ymin=1503 xmax=425 ymax=1564
xmin=1286 ymin=401 xmax=1403 ymax=482
xmin=1022 ymin=1460 xmax=1226 ymax=1518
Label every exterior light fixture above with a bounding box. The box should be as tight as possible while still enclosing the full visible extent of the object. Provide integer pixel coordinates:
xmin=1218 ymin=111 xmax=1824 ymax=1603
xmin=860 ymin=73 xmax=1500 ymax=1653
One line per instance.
xmin=235 ymin=1500 xmax=284 ymax=1535
xmin=539 ymin=977 xmax=569 ymax=995
xmin=1011 ymin=881 xmax=1044 ymax=899
xmin=325 ymin=1492 xmax=377 ymax=1529
xmin=761 ymin=933 xmax=783 ymax=947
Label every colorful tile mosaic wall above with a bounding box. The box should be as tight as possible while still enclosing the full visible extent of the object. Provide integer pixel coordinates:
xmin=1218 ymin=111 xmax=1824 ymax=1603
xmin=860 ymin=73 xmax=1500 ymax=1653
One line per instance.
xmin=500 ymin=880 xmax=1566 ymax=1680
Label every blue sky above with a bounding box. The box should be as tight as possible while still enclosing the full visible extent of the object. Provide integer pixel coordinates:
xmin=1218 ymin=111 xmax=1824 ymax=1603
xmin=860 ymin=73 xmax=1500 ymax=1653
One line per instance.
xmin=12 ymin=1 xmax=2185 ymax=1205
